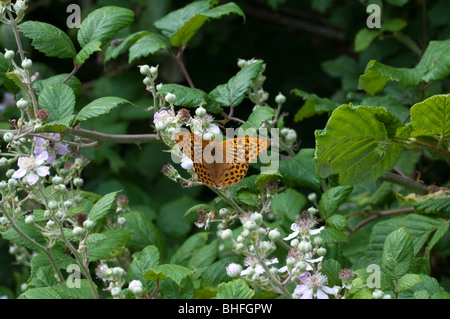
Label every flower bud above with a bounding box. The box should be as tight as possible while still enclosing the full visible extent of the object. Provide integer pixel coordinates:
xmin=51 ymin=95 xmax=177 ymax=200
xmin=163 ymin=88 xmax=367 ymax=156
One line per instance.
xmin=73 ymin=226 xmax=84 ymax=236
xmin=275 ymin=92 xmax=286 ymax=105
xmin=298 ymin=240 xmax=312 ymax=253
xmin=48 ymin=201 xmax=58 ymax=210
xmin=8 ymin=178 xmax=18 ymax=189
xmin=73 ymin=177 xmax=84 ymax=188
xmin=14 ymin=0 xmax=26 ymax=12
xmin=243 ymin=220 xmax=257 ymax=231
xmin=165 ymin=93 xmax=176 ymax=105
xmin=195 ymin=106 xmax=206 ymax=118
xmin=0 ymin=158 xmax=8 ymax=167
xmin=219 ymin=208 xmax=229 ymax=217
xmin=83 ymin=219 xmax=95 ymax=230
xmin=4 ymin=50 xmax=15 ymax=60
xmin=268 ymin=229 xmax=281 ymax=241
xmin=290 ymin=238 xmax=299 ymax=248
xmin=253 ymin=213 xmax=263 ymax=225
xmin=139 ymin=65 xmax=151 ymax=76
xmin=0 ymin=180 xmax=8 ymax=190
xmin=129 ymin=280 xmax=144 ymax=296
xmin=16 ymin=98 xmax=28 ymax=110
xmin=307 ymin=193 xmax=317 ymax=202
xmin=317 ymin=247 xmax=327 ymax=256
xmin=143 ymin=77 xmax=152 ymax=86
xmin=3 ymin=132 xmax=14 ymax=143
xmin=118 ymin=217 xmax=126 ymax=226
xmin=314 ymin=236 xmax=323 ymax=245
xmin=226 ymin=263 xmax=243 ymax=278
xmin=372 ymin=289 xmax=384 ymax=299
xmin=21 ymin=58 xmax=32 ymax=69
xmin=64 ymin=200 xmax=73 ymax=209
xmin=156 ymin=83 xmax=163 ymax=91
xmin=0 ymin=216 xmax=9 ymax=225
xmin=55 ymin=210 xmax=64 ymax=220
xmin=202 ymin=132 xmax=213 ymax=141
xmin=296 ymin=261 xmax=307 ymax=271
xmin=218 ymin=228 xmax=230 ymax=240
xmin=51 ymin=175 xmax=63 ymax=185
xmin=286 ymin=257 xmax=296 ymax=268
xmin=111 ymin=287 xmax=122 ymax=297
xmin=149 ymin=66 xmax=158 ymax=77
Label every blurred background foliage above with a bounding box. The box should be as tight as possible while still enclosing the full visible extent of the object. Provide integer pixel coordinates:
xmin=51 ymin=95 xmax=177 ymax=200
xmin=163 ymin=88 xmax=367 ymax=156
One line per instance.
xmin=0 ymin=0 xmax=449 ymax=296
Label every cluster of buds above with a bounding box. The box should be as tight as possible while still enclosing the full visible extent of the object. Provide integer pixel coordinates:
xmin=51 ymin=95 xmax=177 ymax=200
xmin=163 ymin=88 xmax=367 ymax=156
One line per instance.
xmin=0 ymin=1 xmax=28 ymax=25
xmin=95 ymin=263 xmax=126 ymax=298
xmin=8 ymin=243 xmax=34 ymax=266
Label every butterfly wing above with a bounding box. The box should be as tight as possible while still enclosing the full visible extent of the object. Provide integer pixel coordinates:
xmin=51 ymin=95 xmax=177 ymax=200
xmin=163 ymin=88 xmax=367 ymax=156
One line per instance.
xmin=175 ymin=131 xmax=209 ymax=163
xmin=222 ymin=136 xmax=270 ymax=164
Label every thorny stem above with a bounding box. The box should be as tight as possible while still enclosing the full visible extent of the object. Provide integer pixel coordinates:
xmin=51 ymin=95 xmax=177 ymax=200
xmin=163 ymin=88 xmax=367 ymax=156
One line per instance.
xmin=7 ymin=10 xmax=39 ymax=117
xmin=171 ymin=45 xmax=195 ymax=88
xmin=0 ymin=202 xmax=65 ymax=283
xmin=63 ymin=59 xmax=82 ymax=84
xmin=351 ymin=207 xmax=414 ymax=232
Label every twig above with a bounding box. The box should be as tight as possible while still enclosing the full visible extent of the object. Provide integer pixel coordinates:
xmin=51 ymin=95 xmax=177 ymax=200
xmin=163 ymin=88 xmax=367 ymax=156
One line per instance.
xmin=170 ymin=45 xmax=195 ymax=88
xmin=352 ymin=207 xmax=414 ymax=232
xmin=380 ymin=172 xmax=429 ymax=195
xmin=66 ymin=127 xmax=158 ymax=145
xmin=63 ymin=58 xmax=82 ymax=84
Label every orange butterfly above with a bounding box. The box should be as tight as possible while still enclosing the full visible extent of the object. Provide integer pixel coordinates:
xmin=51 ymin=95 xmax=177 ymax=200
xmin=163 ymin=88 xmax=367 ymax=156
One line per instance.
xmin=175 ymin=132 xmax=270 ymax=187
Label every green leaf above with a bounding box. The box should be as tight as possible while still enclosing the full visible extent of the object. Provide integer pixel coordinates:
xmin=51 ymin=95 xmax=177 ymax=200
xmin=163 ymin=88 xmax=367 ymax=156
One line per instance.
xmin=38 ymin=116 xmax=75 ymax=133
xmin=278 ymin=148 xmax=321 ymax=191
xmin=123 ymin=211 xmax=164 ymax=252
xmin=326 ymin=214 xmax=348 ymax=230
xmin=75 ymin=40 xmax=102 ymax=65
xmin=87 ymin=229 xmax=132 ymax=261
xmin=414 ymin=197 xmax=450 ymax=215
xmin=188 ymin=239 xmax=218 ymax=270
xmin=385 ymin=0 xmax=409 ymax=6
xmin=158 ymin=196 xmax=200 ymax=237
xmin=271 ymin=188 xmax=307 ymax=221
xmin=33 ymin=74 xmax=82 ymax=97
xmin=144 ymin=264 xmax=194 ymax=286
xmin=159 ymin=84 xmax=221 ymax=113
xmin=1 ymin=220 xmax=46 ymax=251
xmin=215 ymin=279 xmax=255 ymax=299
xmin=18 ymin=280 xmax=97 ymax=299
xmin=397 ymin=274 xmax=422 ymax=293
xmin=0 ymin=53 xmax=20 ymax=93
xmin=155 ymin=1 xmax=244 ymax=47
xmin=241 ymin=106 xmax=275 ymax=130
xmin=315 ymin=105 xmax=406 ymax=185
xmin=170 ymin=232 xmax=210 ymax=265
xmin=382 ymin=18 xmax=408 ymax=32
xmin=38 ymin=82 xmax=75 ymax=121
xmin=319 ymin=185 xmax=353 ymax=219
xmin=354 ymin=29 xmax=380 ymax=52
xmin=128 ymin=33 xmax=170 ymax=63
xmin=75 ymin=96 xmax=132 ymax=123
xmin=210 ymin=60 xmax=263 ymax=107
xmin=319 ymin=227 xmax=349 ymax=243
xmin=292 ymin=89 xmax=336 ymax=122
xmin=410 ymin=94 xmax=450 ymax=146
xmin=321 ymin=259 xmax=342 ymax=287
xmin=359 ymin=39 xmax=450 ymax=93
xmin=104 ymin=31 xmax=150 ymax=63
xmin=154 ymin=0 xmax=213 ymax=39
xmin=127 ymin=245 xmax=160 ymax=291
xmin=18 ymin=21 xmax=76 ymax=58
xmin=87 ymin=191 xmax=119 ymax=223
xmin=321 ymin=55 xmax=359 ymax=91
xmin=77 ymin=6 xmax=134 ymax=47
xmin=382 ymin=228 xmax=414 ymax=280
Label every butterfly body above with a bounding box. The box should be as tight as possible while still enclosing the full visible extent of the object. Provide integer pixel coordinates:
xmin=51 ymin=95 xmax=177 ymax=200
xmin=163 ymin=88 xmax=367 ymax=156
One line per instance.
xmin=175 ymin=131 xmax=270 ymax=187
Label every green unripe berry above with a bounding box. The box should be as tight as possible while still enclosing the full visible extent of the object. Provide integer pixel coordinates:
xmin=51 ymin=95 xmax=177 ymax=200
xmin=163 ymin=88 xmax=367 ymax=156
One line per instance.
xmin=72 ymin=226 xmax=84 ymax=236
xmin=3 ymin=132 xmax=14 ymax=143
xmin=4 ymin=50 xmax=15 ymax=60
xmin=48 ymin=201 xmax=58 ymax=210
xmin=21 ymin=58 xmax=33 ymax=69
xmin=51 ymin=175 xmax=63 ymax=185
xmin=83 ymin=219 xmax=95 ymax=230
xmin=73 ymin=177 xmax=84 ymax=188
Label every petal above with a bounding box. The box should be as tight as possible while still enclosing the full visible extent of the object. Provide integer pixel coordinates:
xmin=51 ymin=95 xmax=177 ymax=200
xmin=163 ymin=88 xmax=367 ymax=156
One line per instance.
xmin=278 ymin=266 xmax=288 ymax=273
xmin=181 ymin=157 xmax=193 ymax=170
xmin=300 ymin=289 xmax=313 ymax=299
xmin=309 ymin=226 xmax=325 ymax=235
xmin=254 ymin=264 xmax=265 ymax=274
xmin=57 ymin=144 xmax=68 ymax=155
xmin=34 ymin=146 xmax=44 ymax=157
xmin=294 ymin=284 xmax=308 ymax=296
xmin=266 ymin=257 xmax=279 ymax=265
xmin=208 ymin=123 xmax=221 ymax=134
xmin=27 ymin=173 xmax=39 ymax=186
xmin=298 ymin=272 xmax=311 ymax=283
xmin=316 ymin=289 xmax=329 ymax=299
xmin=17 ymin=157 xmax=26 ymax=168
xmin=283 ymin=231 xmax=299 ymax=241
xmin=46 ymin=153 xmax=55 ymax=164
xmin=33 ymin=136 xmax=45 ymax=146
xmin=36 ymin=166 xmax=50 ymax=177
xmin=322 ymin=285 xmax=340 ymax=295
xmin=35 ymin=151 xmax=49 ymax=164
xmin=12 ymin=168 xmax=27 ymax=179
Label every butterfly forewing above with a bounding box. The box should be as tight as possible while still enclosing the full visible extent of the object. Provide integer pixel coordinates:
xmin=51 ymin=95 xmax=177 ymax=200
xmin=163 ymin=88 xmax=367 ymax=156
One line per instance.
xmin=175 ymin=132 xmax=270 ymax=187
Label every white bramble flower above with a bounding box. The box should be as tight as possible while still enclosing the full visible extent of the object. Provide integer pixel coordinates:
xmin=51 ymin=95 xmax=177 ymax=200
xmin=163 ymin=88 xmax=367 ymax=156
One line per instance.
xmin=284 ymin=212 xmax=324 ymax=241
xmin=294 ymin=272 xmax=339 ymax=299
xmin=12 ymin=151 xmax=50 ymax=186
xmin=34 ymin=133 xmax=67 ymax=164
xmin=226 ymin=263 xmax=243 ymax=278
xmin=240 ymin=256 xmax=279 ymax=276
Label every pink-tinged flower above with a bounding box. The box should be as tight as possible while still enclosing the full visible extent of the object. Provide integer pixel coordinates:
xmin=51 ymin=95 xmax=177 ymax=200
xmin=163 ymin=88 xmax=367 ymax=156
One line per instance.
xmin=12 ymin=151 xmax=50 ymax=185
xmin=34 ymin=133 xmax=67 ymax=164
xmin=294 ymin=272 xmax=339 ymax=299
xmin=153 ymin=110 xmax=173 ymax=124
